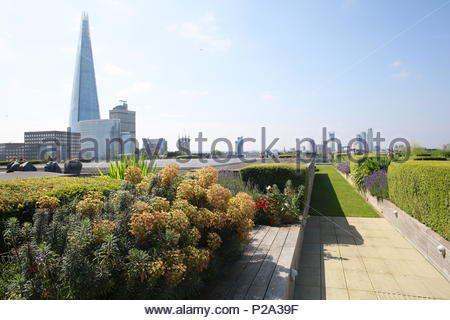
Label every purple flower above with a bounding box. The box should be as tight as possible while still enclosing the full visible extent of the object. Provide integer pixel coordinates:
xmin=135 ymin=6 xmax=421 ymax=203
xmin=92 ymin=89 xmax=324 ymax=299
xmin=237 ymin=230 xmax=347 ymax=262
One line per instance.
xmin=363 ymin=169 xmax=388 ymax=198
xmin=337 ymin=162 xmax=350 ymax=174
xmin=35 ymin=254 xmax=45 ymax=264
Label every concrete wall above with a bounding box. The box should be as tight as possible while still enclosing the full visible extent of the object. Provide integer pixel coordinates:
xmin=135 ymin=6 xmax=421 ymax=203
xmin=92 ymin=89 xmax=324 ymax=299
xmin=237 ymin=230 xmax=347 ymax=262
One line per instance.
xmin=337 ymin=169 xmax=450 ymax=281
xmin=284 ymin=160 xmax=316 ymax=298
xmin=303 ymin=159 xmax=316 ymax=218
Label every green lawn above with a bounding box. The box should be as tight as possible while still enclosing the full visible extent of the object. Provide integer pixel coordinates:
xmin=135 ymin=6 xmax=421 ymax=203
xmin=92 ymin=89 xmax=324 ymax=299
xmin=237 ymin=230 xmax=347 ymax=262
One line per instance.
xmin=309 ymin=165 xmax=379 ymax=218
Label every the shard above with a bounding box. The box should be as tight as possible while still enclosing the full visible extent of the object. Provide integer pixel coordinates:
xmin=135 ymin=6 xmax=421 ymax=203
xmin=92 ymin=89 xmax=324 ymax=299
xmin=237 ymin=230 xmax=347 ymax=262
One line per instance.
xmin=69 ymin=12 xmax=100 ymax=132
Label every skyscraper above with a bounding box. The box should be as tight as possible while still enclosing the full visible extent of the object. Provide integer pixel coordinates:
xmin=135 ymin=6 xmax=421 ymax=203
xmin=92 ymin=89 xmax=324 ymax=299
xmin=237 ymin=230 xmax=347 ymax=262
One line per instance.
xmin=69 ymin=12 xmax=100 ymax=132
xmin=367 ymin=128 xmax=374 ymax=153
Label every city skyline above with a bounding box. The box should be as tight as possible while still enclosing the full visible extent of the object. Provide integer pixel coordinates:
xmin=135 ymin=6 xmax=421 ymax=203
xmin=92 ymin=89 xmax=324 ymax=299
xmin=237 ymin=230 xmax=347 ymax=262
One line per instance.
xmin=1 ymin=1 xmax=449 ymax=150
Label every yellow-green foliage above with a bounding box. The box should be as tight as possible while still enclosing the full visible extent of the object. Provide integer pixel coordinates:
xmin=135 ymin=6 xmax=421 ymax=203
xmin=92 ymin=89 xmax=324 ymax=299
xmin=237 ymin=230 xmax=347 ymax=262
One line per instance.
xmin=0 ymin=177 xmax=123 ymax=219
xmin=388 ymin=161 xmax=450 ymax=240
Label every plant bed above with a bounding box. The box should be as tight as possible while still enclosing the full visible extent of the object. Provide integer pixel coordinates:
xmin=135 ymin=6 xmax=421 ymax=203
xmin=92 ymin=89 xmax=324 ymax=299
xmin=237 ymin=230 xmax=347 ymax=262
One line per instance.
xmin=336 ymin=168 xmax=450 ymax=281
xmin=0 ymin=166 xmax=257 ymax=299
xmin=204 ymin=161 xmax=316 ymax=299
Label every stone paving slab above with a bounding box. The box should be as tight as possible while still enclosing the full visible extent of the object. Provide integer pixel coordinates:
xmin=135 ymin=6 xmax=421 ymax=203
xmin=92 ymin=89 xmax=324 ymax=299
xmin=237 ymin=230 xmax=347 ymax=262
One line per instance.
xmin=294 ymin=216 xmax=450 ymax=300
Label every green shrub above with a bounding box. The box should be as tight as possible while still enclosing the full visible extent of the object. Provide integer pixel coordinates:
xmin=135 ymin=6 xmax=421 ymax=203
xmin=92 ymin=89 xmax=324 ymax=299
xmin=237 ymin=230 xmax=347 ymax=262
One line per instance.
xmin=415 ymin=153 xmax=432 ymax=157
xmin=254 ymin=181 xmax=305 ymax=226
xmin=388 ymin=161 xmax=450 ymax=240
xmin=0 ymin=177 xmax=123 ymax=221
xmin=218 ymin=172 xmax=261 ymax=199
xmin=240 ymin=163 xmax=307 ymax=192
xmin=278 ymin=153 xmax=295 ymax=158
xmin=412 ymin=156 xmax=447 ymax=161
xmin=0 ymin=166 xmax=254 ymax=299
xmin=176 ymin=155 xmax=199 ymax=159
xmin=102 ymin=155 xmax=156 ymax=180
xmin=352 ymin=157 xmax=391 ymax=189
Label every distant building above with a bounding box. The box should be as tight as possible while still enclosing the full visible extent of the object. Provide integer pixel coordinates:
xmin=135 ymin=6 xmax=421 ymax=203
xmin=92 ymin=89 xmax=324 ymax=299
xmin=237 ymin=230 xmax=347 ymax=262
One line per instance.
xmin=353 ymin=133 xmax=363 ymax=153
xmin=177 ymin=136 xmax=191 ymax=155
xmin=109 ymin=101 xmax=136 ymax=138
xmin=69 ymin=12 xmax=101 ymax=132
xmin=360 ymin=131 xmax=367 ymax=152
xmin=0 ymin=143 xmax=24 ymax=161
xmin=142 ymin=138 xmax=168 ymax=156
xmin=235 ymin=136 xmax=244 ymax=156
xmin=24 ymin=131 xmax=81 ymax=161
xmin=367 ymin=128 xmax=374 ymax=153
xmin=328 ymin=131 xmax=336 ymax=153
xmin=78 ymin=119 xmax=121 ymax=161
xmin=109 ymin=101 xmax=136 ymax=155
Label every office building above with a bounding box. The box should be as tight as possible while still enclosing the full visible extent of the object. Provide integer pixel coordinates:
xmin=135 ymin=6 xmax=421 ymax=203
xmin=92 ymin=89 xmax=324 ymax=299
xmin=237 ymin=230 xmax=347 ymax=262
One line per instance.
xmin=109 ymin=101 xmax=135 ymax=137
xmin=142 ymin=138 xmax=168 ymax=156
xmin=328 ymin=131 xmax=336 ymax=153
xmin=78 ymin=119 xmax=121 ymax=161
xmin=0 ymin=143 xmax=24 ymax=161
xmin=235 ymin=136 xmax=244 ymax=156
xmin=109 ymin=101 xmax=136 ymax=154
xmin=367 ymin=128 xmax=374 ymax=153
xmin=360 ymin=131 xmax=367 ymax=151
xmin=69 ymin=12 xmax=101 ymax=132
xmin=24 ymin=131 xmax=81 ymax=161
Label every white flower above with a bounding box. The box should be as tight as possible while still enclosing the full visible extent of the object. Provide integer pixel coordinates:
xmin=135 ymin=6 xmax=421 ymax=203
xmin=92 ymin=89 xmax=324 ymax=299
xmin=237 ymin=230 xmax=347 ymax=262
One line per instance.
xmin=266 ymin=185 xmax=272 ymax=191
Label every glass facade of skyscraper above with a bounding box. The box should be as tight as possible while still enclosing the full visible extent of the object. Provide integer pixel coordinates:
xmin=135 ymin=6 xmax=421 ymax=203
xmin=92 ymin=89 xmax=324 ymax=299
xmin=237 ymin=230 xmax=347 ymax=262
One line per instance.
xmin=69 ymin=12 xmax=100 ymax=132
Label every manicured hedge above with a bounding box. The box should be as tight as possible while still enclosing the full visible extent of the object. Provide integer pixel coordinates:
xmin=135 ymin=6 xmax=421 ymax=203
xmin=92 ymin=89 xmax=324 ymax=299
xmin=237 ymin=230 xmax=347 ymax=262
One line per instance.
xmin=388 ymin=161 xmax=450 ymax=240
xmin=279 ymin=153 xmax=296 ymax=158
xmin=176 ymin=155 xmax=199 ymax=159
xmin=412 ymin=156 xmax=447 ymax=161
xmin=0 ymin=177 xmax=123 ymax=220
xmin=240 ymin=163 xmax=307 ymax=191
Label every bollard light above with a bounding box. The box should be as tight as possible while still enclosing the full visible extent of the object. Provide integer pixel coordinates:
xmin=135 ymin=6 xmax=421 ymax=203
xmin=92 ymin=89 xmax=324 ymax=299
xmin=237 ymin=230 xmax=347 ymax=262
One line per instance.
xmin=437 ymin=245 xmax=446 ymax=258
xmin=290 ymin=269 xmax=298 ymax=281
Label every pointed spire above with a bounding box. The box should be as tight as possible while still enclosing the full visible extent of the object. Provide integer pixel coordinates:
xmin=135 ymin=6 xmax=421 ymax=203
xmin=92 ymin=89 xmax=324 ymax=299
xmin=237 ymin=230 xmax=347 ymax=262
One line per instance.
xmin=69 ymin=11 xmax=100 ymax=132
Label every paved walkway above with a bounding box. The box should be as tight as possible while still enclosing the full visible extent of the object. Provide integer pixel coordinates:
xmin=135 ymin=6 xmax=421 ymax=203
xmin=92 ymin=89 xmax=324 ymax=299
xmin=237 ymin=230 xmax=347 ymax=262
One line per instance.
xmin=294 ymin=216 xmax=450 ymax=300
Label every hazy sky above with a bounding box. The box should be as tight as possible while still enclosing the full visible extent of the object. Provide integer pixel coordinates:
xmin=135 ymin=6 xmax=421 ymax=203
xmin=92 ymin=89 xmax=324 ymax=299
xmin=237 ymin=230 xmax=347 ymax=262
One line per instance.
xmin=1 ymin=0 xmax=449 ymax=151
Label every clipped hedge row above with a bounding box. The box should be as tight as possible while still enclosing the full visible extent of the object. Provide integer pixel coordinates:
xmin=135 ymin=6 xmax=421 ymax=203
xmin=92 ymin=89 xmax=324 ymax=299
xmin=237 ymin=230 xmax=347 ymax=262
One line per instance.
xmin=412 ymin=156 xmax=447 ymax=161
xmin=278 ymin=153 xmax=296 ymax=158
xmin=240 ymin=163 xmax=307 ymax=191
xmin=0 ymin=177 xmax=123 ymax=220
xmin=388 ymin=161 xmax=450 ymax=240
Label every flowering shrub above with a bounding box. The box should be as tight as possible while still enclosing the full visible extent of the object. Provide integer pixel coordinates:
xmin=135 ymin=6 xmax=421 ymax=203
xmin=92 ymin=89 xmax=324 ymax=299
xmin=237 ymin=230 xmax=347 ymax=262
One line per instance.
xmin=125 ymin=166 xmax=143 ymax=185
xmin=254 ymin=181 xmax=305 ymax=226
xmin=159 ymin=163 xmax=180 ymax=187
xmin=207 ymin=184 xmax=232 ymax=210
xmin=92 ymin=220 xmax=116 ymax=242
xmin=352 ymin=157 xmax=391 ymax=190
xmin=0 ymin=166 xmax=255 ymax=299
xmin=75 ymin=192 xmax=104 ymax=218
xmin=337 ymin=162 xmax=350 ymax=175
xmin=255 ymin=196 xmax=279 ymax=225
xmin=36 ymin=196 xmax=60 ymax=211
xmin=363 ymin=169 xmax=389 ymax=199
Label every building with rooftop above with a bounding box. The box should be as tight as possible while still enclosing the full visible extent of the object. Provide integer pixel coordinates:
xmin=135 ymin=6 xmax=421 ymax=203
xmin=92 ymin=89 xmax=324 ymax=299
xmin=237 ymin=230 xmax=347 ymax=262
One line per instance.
xmin=78 ymin=119 xmax=121 ymax=161
xmin=109 ymin=101 xmax=136 ymax=154
xmin=0 ymin=143 xmax=24 ymax=161
xmin=24 ymin=131 xmax=81 ymax=161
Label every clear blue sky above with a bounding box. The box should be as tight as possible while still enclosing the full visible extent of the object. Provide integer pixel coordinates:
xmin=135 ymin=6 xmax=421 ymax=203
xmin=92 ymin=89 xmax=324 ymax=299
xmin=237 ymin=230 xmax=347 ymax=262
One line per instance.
xmin=1 ymin=0 xmax=449 ymax=151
